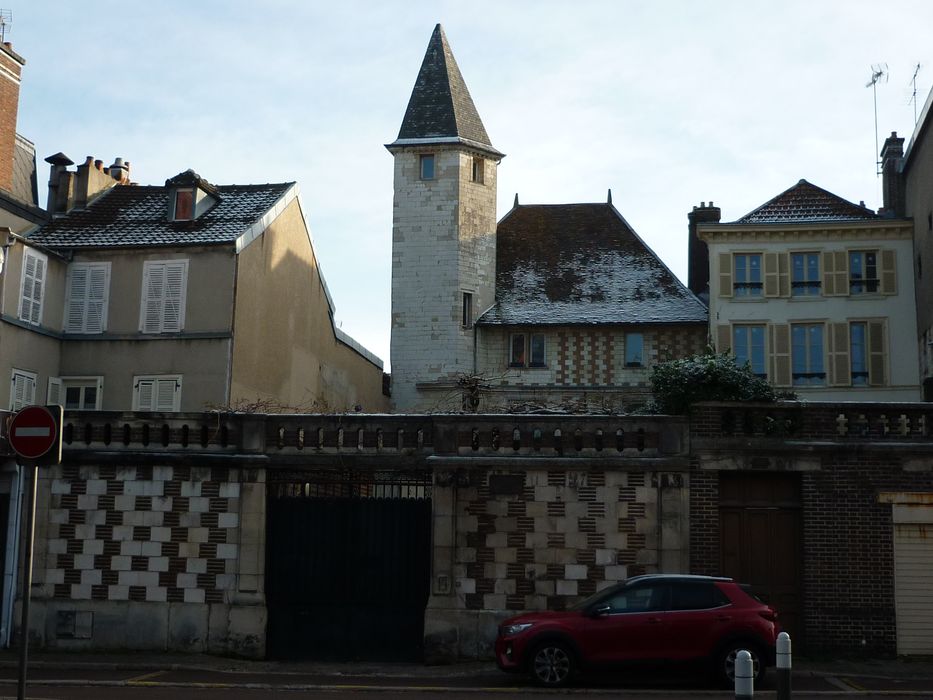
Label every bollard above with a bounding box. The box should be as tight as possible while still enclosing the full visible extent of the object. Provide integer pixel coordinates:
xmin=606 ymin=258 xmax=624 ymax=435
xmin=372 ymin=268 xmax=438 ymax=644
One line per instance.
xmin=776 ymin=632 xmax=792 ymax=700
xmin=734 ymin=649 xmax=754 ymax=700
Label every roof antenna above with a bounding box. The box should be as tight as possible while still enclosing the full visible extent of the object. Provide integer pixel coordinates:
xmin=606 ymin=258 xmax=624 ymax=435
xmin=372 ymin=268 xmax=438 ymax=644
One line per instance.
xmin=866 ymin=63 xmax=888 ymax=176
xmin=0 ymin=10 xmax=11 ymax=43
xmin=607 ymin=188 xmax=612 ymax=205
xmin=909 ymin=63 xmax=922 ymax=125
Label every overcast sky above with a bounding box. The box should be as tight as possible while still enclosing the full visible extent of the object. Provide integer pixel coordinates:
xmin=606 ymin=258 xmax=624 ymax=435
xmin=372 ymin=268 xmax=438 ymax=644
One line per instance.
xmin=11 ymin=1 xmax=933 ymax=368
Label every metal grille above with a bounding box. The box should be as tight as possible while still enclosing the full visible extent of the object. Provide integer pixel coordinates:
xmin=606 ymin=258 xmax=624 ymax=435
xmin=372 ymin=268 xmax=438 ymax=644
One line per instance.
xmin=269 ymin=469 xmax=432 ymax=500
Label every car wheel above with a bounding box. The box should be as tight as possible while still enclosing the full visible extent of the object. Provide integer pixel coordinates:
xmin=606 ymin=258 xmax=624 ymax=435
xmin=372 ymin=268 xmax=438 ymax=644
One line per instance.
xmin=529 ymin=641 xmax=575 ymax=687
xmin=715 ymin=641 xmax=765 ymax=688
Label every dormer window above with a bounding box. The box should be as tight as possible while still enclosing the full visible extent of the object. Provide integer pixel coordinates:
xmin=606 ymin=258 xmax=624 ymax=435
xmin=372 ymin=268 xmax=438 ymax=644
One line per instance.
xmin=165 ymin=169 xmax=221 ymax=222
xmin=173 ymin=189 xmax=194 ymax=221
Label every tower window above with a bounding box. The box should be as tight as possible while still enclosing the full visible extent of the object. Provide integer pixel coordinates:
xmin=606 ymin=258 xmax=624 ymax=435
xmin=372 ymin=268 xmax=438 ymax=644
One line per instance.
xmin=461 ymin=292 xmax=473 ymax=328
xmin=419 ymin=154 xmax=435 ymax=180
xmin=472 ymin=157 xmax=485 ymax=184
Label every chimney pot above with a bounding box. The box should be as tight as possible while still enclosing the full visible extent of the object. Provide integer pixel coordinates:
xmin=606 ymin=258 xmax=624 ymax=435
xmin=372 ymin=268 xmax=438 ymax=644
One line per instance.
xmin=701 ymin=201 xmax=706 ymax=208
xmin=95 ymin=159 xmax=103 ymax=171
xmin=83 ymin=156 xmax=94 ymax=166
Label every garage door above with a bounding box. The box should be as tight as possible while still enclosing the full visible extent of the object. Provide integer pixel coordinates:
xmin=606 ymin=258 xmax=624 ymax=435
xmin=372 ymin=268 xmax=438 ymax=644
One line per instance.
xmin=893 ymin=520 xmax=933 ymax=654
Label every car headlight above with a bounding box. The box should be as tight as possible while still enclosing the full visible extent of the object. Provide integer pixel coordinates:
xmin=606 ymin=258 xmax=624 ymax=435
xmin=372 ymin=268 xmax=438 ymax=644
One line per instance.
xmin=502 ymin=622 xmax=534 ymax=636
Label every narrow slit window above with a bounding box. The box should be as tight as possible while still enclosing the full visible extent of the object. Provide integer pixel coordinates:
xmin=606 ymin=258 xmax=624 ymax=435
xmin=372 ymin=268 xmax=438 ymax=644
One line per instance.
xmin=419 ymin=154 xmax=435 ymax=180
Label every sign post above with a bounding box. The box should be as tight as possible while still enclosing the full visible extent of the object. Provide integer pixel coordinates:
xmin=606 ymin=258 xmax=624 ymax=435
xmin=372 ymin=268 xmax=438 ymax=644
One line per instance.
xmin=7 ymin=405 xmax=62 ymax=700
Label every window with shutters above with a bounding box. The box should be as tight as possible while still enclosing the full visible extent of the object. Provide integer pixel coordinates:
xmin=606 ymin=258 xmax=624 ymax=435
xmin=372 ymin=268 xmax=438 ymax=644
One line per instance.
xmin=733 ymin=325 xmax=766 ymax=377
xmin=49 ymin=376 xmax=102 ymax=409
xmin=10 ymin=369 xmax=36 ymax=410
xmin=733 ymin=253 xmax=762 ymax=297
xmin=133 ymin=374 xmax=182 ymax=411
xmin=139 ymin=260 xmax=188 ymax=333
xmin=791 ymin=252 xmax=821 ymax=296
xmin=849 ymin=250 xmax=879 ymax=294
xmin=791 ymin=323 xmax=826 ymax=386
xmin=65 ymin=262 xmax=110 ymax=333
xmin=19 ymin=249 xmax=47 ymax=326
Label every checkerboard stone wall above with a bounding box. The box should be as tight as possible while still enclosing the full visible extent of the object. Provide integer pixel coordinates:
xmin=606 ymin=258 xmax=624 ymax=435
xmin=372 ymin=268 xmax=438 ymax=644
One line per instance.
xmin=40 ymin=465 xmax=244 ymax=605
xmin=456 ymin=469 xmax=660 ymax=611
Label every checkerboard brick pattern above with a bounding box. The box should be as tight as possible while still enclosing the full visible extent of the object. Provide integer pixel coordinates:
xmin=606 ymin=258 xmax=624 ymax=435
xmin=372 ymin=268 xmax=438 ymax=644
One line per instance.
xmin=458 ymin=469 xmax=656 ymax=611
xmin=43 ymin=465 xmax=241 ymax=605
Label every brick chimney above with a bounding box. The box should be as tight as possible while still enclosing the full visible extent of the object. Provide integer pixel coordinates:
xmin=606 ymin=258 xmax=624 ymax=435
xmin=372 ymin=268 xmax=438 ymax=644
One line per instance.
xmin=0 ymin=41 xmax=25 ymax=194
xmin=46 ymin=154 xmax=129 ymax=215
xmin=880 ymin=131 xmax=905 ymax=217
xmin=688 ymin=201 xmax=721 ymax=304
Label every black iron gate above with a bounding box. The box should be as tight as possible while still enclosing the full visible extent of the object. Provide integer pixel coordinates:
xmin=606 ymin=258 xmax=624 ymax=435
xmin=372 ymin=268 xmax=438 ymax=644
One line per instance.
xmin=266 ymin=469 xmax=433 ymax=660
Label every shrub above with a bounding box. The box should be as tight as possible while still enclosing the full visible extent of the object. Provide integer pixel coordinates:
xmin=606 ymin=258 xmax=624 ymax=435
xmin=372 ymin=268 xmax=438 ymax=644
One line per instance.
xmin=648 ymin=351 xmax=788 ymax=415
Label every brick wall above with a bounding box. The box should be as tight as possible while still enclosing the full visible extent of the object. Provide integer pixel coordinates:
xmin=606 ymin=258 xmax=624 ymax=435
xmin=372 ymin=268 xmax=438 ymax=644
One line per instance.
xmin=0 ymin=44 xmax=24 ymax=193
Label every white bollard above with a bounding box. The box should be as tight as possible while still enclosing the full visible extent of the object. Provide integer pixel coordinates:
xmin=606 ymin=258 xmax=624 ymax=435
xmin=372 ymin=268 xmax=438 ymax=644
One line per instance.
xmin=776 ymin=632 xmax=791 ymax=700
xmin=735 ymin=649 xmax=754 ymax=700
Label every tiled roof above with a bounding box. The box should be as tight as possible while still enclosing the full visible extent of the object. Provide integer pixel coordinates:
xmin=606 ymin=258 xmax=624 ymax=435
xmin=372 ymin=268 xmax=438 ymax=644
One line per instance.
xmin=389 ymin=24 xmax=499 ymax=155
xmin=479 ymin=203 xmax=708 ymax=326
xmin=736 ymin=179 xmax=878 ymax=223
xmin=27 ymin=181 xmax=293 ymax=249
xmin=12 ymin=134 xmax=39 ymax=208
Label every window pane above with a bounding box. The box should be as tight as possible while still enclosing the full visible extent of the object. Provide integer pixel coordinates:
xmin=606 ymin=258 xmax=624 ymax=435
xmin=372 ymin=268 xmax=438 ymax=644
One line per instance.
xmin=750 ymin=326 xmax=765 ymax=375
xmin=530 ymin=334 xmax=545 ymax=367
xmin=65 ymin=386 xmax=82 ymax=409
xmin=83 ymin=386 xmax=98 ymax=409
xmin=733 ymin=326 xmax=749 ymax=367
xmin=850 ymin=322 xmax=868 ymax=385
xmin=175 ymin=190 xmax=193 ymax=220
xmin=510 ymin=334 xmax=526 ymax=367
xmin=420 ymin=154 xmax=435 ymax=180
xmin=625 ymin=333 xmax=644 ymax=366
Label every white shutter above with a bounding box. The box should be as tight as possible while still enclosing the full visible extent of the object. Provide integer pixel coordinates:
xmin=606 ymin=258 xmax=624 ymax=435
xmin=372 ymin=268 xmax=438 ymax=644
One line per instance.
xmin=65 ymin=265 xmax=88 ymax=332
xmin=136 ymin=379 xmax=155 ymax=410
xmin=11 ymin=371 xmax=36 ymax=411
xmin=155 ymin=378 xmax=179 ymax=411
xmin=162 ymin=261 xmax=187 ymax=332
xmin=47 ymin=377 xmax=63 ymax=405
xmin=86 ymin=264 xmax=109 ymax=333
xmin=140 ymin=260 xmax=187 ymax=333
xmin=20 ymin=251 xmax=47 ymax=325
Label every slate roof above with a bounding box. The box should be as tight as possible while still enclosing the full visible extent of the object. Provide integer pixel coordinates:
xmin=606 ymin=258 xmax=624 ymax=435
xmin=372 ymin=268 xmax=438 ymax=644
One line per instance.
xmin=27 ymin=181 xmax=293 ymax=249
xmin=479 ymin=203 xmax=708 ymax=326
xmin=389 ymin=24 xmax=500 ymax=156
xmin=735 ymin=179 xmax=878 ymax=224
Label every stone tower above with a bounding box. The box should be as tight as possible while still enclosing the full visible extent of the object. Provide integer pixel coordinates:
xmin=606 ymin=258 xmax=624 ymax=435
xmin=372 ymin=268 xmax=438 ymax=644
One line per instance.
xmin=387 ymin=25 xmax=503 ymax=411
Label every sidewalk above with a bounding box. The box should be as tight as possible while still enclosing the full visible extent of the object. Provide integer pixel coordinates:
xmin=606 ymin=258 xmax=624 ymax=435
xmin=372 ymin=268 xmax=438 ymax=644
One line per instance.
xmin=1 ymin=649 xmax=932 ymax=681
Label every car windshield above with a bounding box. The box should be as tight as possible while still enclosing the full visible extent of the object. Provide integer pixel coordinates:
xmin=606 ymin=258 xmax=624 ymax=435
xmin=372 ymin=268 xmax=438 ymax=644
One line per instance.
xmin=567 ymin=581 xmax=626 ymax=611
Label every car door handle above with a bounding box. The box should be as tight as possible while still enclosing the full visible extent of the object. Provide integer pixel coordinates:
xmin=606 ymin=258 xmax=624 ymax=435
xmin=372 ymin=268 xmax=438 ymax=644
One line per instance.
xmin=646 ymin=617 xmax=663 ymax=624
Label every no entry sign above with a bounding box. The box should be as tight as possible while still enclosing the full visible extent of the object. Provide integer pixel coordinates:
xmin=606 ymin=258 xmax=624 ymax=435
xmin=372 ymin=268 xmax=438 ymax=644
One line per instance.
xmin=8 ymin=405 xmax=62 ymax=463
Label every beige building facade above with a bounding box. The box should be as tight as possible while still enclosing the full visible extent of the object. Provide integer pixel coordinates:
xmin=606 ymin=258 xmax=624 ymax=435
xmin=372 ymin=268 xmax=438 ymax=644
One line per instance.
xmin=698 ymin=180 xmax=920 ymax=401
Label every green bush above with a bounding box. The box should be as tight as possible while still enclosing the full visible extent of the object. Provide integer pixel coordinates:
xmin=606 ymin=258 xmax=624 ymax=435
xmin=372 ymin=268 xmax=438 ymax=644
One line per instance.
xmin=648 ymin=351 xmax=787 ymax=415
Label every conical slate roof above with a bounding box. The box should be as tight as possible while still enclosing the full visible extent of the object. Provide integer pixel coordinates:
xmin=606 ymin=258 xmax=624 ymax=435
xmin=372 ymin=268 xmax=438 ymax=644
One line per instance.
xmin=736 ymin=179 xmax=878 ymax=223
xmin=389 ymin=24 xmax=501 ymax=156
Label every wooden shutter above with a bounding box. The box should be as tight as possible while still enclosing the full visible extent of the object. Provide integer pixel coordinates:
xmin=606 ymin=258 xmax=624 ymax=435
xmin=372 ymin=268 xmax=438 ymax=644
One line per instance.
xmin=155 ymin=378 xmax=179 ymax=411
xmin=65 ymin=265 xmax=87 ymax=332
xmin=778 ymin=252 xmax=790 ymax=297
xmin=828 ymin=322 xmax=851 ymax=386
xmin=868 ymin=321 xmax=887 ymax=386
xmin=11 ymin=371 xmax=36 ymax=411
xmin=764 ymin=252 xmax=779 ymax=297
xmin=47 ymin=377 xmax=62 ymax=405
xmin=136 ymin=379 xmax=154 ymax=410
xmin=769 ymin=324 xmax=791 ymax=386
xmin=822 ymin=251 xmax=849 ymax=296
xmin=86 ymin=264 xmax=109 ymax=332
xmin=880 ymin=250 xmax=897 ymax=295
xmin=20 ymin=251 xmax=45 ymax=324
xmin=718 ymin=253 xmax=733 ymax=297
xmin=716 ymin=324 xmax=732 ymax=353
xmin=140 ymin=263 xmax=165 ymax=333
xmin=162 ymin=262 xmax=187 ymax=332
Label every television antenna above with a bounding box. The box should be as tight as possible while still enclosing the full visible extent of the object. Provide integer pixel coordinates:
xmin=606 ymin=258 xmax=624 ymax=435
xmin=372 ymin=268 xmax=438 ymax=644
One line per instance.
xmin=866 ymin=63 xmax=888 ymax=176
xmin=909 ymin=63 xmax=922 ymax=125
xmin=0 ymin=10 xmax=11 ymax=44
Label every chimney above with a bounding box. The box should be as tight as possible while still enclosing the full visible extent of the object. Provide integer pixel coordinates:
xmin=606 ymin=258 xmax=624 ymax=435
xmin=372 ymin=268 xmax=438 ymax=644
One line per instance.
xmin=880 ymin=131 xmax=905 ymax=217
xmin=0 ymin=42 xmax=26 ymax=194
xmin=74 ymin=155 xmax=120 ymax=209
xmin=44 ymin=152 xmax=75 ymax=215
xmin=688 ymin=201 xmax=721 ymax=304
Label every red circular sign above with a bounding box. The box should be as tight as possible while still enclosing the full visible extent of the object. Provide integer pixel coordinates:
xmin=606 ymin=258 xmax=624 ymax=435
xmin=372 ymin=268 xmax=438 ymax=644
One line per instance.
xmin=8 ymin=405 xmax=57 ymax=460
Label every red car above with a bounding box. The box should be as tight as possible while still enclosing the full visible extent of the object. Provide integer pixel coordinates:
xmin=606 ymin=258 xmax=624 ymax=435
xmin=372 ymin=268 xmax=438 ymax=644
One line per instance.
xmin=495 ymin=574 xmax=779 ymax=687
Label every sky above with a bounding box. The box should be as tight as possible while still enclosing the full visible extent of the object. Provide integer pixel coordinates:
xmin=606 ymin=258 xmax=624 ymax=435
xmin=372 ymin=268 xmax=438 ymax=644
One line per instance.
xmin=9 ymin=1 xmax=933 ymax=369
